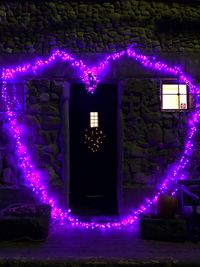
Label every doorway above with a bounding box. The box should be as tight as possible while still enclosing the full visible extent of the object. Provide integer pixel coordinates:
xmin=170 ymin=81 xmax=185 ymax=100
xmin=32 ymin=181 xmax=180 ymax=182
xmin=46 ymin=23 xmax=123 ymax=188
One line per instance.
xmin=69 ymin=83 xmax=119 ymax=215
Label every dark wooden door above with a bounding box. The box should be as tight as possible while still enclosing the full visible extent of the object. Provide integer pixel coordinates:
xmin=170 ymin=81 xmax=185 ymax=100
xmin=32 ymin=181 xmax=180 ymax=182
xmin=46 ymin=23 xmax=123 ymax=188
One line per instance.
xmin=69 ymin=83 xmax=119 ymax=215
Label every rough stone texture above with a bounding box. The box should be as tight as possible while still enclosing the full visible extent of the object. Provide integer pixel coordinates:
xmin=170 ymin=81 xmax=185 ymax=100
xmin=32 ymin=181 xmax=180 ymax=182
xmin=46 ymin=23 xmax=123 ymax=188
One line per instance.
xmin=0 ymin=124 xmax=22 ymax=185
xmin=0 ymin=79 xmax=63 ymax=190
xmin=140 ymin=215 xmax=187 ymax=242
xmin=39 ymin=93 xmax=50 ymax=102
xmin=0 ymin=1 xmax=200 ymax=54
xmin=121 ymin=78 xmax=193 ymax=186
xmin=0 ymin=203 xmax=51 ymax=240
xmin=25 ymin=80 xmax=63 ymax=188
xmin=0 ymin=221 xmax=200 ymax=266
xmin=0 ymin=1 xmax=200 ymax=192
xmin=0 ymin=188 xmax=198 ymax=264
xmin=0 ymin=188 xmax=39 ymax=210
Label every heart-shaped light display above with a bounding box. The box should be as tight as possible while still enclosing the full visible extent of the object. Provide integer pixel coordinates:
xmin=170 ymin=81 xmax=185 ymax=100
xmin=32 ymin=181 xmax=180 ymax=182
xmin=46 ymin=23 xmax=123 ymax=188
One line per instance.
xmin=1 ymin=46 xmax=200 ymax=229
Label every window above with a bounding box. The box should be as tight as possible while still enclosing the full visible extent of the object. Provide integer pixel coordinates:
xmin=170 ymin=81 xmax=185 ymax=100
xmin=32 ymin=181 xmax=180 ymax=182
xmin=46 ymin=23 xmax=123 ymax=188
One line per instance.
xmin=0 ymin=82 xmax=25 ymax=112
xmin=90 ymin=112 xmax=98 ymax=128
xmin=161 ymin=83 xmax=188 ymax=111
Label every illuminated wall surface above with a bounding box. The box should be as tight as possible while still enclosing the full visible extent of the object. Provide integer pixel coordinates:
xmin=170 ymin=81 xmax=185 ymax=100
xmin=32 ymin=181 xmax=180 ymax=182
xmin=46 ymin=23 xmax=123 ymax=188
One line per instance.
xmin=0 ymin=0 xmax=200 ymax=229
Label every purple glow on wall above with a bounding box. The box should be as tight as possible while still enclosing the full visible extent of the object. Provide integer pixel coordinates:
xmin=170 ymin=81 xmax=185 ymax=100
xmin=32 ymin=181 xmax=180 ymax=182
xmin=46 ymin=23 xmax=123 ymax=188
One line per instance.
xmin=1 ymin=46 xmax=200 ymax=229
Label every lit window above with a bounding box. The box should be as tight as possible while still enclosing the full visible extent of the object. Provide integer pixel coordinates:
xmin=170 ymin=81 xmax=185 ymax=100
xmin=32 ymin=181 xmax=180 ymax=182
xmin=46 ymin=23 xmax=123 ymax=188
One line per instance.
xmin=162 ymin=83 xmax=188 ymax=110
xmin=90 ymin=112 xmax=98 ymax=128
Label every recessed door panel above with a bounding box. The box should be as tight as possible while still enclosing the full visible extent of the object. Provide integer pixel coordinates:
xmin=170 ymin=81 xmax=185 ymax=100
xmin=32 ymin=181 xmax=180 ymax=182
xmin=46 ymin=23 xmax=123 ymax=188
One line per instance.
xmin=69 ymin=83 xmax=118 ymax=215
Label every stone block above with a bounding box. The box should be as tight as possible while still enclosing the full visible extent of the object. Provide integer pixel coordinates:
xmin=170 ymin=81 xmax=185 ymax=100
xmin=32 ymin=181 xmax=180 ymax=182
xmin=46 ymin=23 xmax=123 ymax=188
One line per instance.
xmin=51 ymin=83 xmax=63 ymax=94
xmin=50 ymin=131 xmax=59 ymax=143
xmin=130 ymin=159 xmax=142 ymax=173
xmin=140 ymin=215 xmax=187 ymax=242
xmin=27 ymin=104 xmax=41 ymax=114
xmin=43 ymin=116 xmax=61 ymax=130
xmin=23 ymin=115 xmax=41 ymax=130
xmin=2 ymin=168 xmax=16 ymax=185
xmin=37 ymin=81 xmax=51 ymax=93
xmin=128 ymin=143 xmax=147 ymax=158
xmin=0 ymin=188 xmax=39 ymax=210
xmin=28 ymin=95 xmax=38 ymax=104
xmin=142 ymin=112 xmax=161 ymax=123
xmin=42 ymin=144 xmax=59 ymax=153
xmin=145 ymin=125 xmax=162 ymax=146
xmin=28 ymin=144 xmax=39 ymax=162
xmin=110 ymin=13 xmax=120 ymax=22
xmin=163 ymin=118 xmax=174 ymax=129
xmin=0 ymin=204 xmax=51 ymax=241
xmin=163 ymin=129 xmax=180 ymax=147
xmin=39 ymin=93 xmax=50 ymax=102
xmin=50 ymin=93 xmax=59 ymax=101
xmin=39 ymin=152 xmax=53 ymax=165
xmin=41 ymin=103 xmax=60 ymax=116
xmin=0 ymin=151 xmax=3 ymax=175
xmin=133 ymin=172 xmax=152 ymax=184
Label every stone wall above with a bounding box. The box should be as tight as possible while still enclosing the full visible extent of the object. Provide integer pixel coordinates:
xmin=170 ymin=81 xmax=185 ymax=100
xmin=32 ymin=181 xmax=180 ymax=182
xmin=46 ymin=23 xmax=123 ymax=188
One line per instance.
xmin=0 ymin=122 xmax=21 ymax=186
xmin=1 ymin=0 xmax=200 ymax=192
xmin=0 ymin=1 xmax=200 ymax=54
xmin=0 ymin=80 xmax=64 ymax=191
xmin=121 ymin=78 xmax=193 ymax=186
xmin=1 ymin=76 xmax=196 ymax=190
xmin=24 ymin=80 xmax=63 ymax=188
xmin=0 ymin=79 xmax=70 ymax=213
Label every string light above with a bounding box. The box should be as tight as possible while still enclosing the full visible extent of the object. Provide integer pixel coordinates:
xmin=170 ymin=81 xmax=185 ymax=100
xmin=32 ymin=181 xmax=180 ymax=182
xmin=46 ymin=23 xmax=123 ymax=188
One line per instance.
xmin=1 ymin=46 xmax=200 ymax=229
xmin=84 ymin=127 xmax=105 ymax=153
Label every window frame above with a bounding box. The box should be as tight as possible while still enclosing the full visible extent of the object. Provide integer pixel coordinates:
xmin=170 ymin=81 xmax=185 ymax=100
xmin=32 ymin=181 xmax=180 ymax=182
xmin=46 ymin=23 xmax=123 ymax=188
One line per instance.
xmin=160 ymin=79 xmax=189 ymax=112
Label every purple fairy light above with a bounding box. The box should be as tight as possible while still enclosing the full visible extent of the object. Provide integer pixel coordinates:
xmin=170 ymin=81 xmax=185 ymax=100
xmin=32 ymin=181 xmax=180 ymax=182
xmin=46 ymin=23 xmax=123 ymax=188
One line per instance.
xmin=1 ymin=46 xmax=200 ymax=229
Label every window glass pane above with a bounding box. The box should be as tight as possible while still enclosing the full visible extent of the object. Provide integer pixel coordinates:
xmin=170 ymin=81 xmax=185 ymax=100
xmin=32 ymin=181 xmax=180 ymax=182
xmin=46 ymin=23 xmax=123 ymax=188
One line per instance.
xmin=162 ymin=95 xmax=179 ymax=109
xmin=179 ymin=94 xmax=187 ymax=109
xmin=90 ymin=112 xmax=98 ymax=127
xmin=179 ymin=84 xmax=187 ymax=95
xmin=90 ymin=112 xmax=97 ymax=116
xmin=162 ymin=84 xmax=178 ymax=94
xmin=91 ymin=123 xmax=98 ymax=127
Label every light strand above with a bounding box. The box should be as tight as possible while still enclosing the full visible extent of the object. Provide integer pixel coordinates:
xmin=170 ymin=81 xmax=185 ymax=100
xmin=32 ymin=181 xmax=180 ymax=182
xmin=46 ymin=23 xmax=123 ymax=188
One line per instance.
xmin=1 ymin=46 xmax=200 ymax=229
